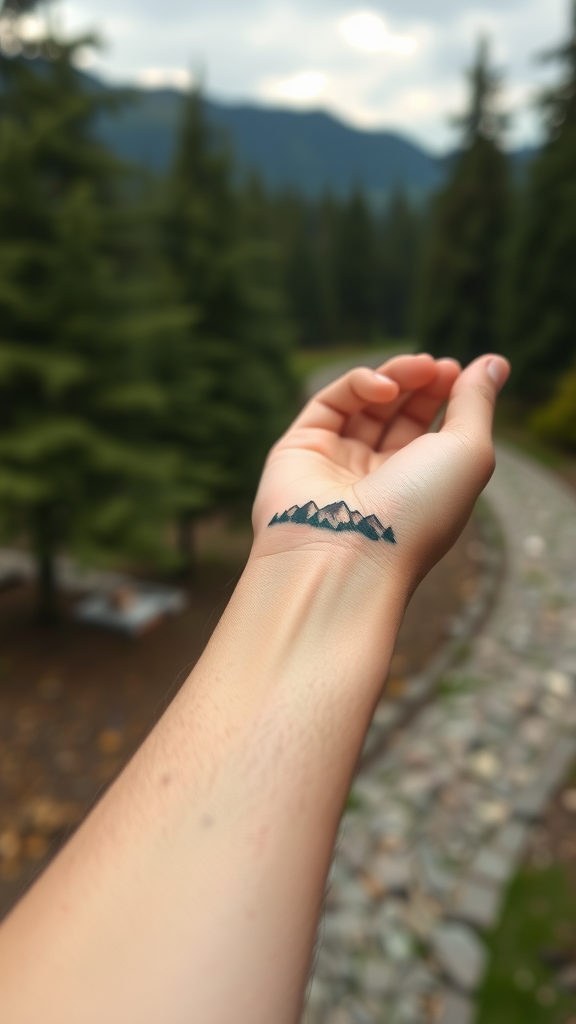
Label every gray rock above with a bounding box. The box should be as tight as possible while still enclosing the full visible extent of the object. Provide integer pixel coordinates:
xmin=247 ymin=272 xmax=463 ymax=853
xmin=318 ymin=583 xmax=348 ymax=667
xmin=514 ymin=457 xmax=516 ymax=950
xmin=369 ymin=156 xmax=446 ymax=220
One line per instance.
xmin=360 ymin=958 xmax=395 ymax=996
xmin=392 ymin=993 xmax=425 ymax=1022
xmin=401 ymin=963 xmax=440 ymax=994
xmin=520 ymin=716 xmax=550 ymax=750
xmin=324 ymin=1008 xmax=355 ymax=1024
xmin=314 ymin=948 xmax=355 ymax=983
xmin=369 ymin=802 xmax=412 ymax=844
xmin=494 ymin=821 xmax=529 ymax=858
xmin=441 ymin=719 xmax=480 ymax=754
xmin=374 ymin=896 xmax=408 ymax=924
xmin=396 ymin=771 xmax=436 ymax=807
xmin=323 ymin=909 xmax=370 ymax=945
xmin=451 ymin=877 xmax=502 ymax=930
xmin=353 ymin=777 xmax=387 ymax=809
xmin=544 ymin=669 xmax=574 ymax=698
xmin=370 ymin=853 xmax=411 ymax=893
xmin=383 ymin=927 xmax=414 ymax=963
xmin=431 ymin=923 xmax=487 ymax=991
xmin=404 ymin=890 xmax=442 ymax=940
xmin=413 ymin=844 xmax=456 ymax=900
xmin=345 ymin=999 xmax=378 ymax=1024
xmin=402 ymin=739 xmax=437 ymax=769
xmin=475 ymin=799 xmax=511 ymax=829
xmin=334 ymin=875 xmax=373 ymax=911
xmin=467 ymin=748 xmax=501 ymax=781
xmin=401 ymin=676 xmax=433 ymax=705
xmin=515 ymin=781 xmax=555 ymax=820
xmin=542 ymin=735 xmax=576 ymax=784
xmin=337 ymin=826 xmax=371 ymax=872
xmin=470 ymin=847 xmax=515 ymax=885
xmin=483 ymin=696 xmax=518 ymax=727
xmin=372 ymin=703 xmax=405 ymax=730
xmin=437 ymin=990 xmax=474 ymax=1024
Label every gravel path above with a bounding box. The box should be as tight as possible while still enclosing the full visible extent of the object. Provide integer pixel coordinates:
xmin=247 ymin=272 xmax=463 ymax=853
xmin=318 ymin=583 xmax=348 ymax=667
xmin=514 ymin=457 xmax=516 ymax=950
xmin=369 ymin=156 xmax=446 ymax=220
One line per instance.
xmin=305 ymin=445 xmax=576 ymax=1024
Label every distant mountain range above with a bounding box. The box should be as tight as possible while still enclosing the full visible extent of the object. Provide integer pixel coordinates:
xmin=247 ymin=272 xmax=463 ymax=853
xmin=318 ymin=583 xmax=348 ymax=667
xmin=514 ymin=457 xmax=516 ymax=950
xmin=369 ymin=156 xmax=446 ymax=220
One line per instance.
xmin=90 ymin=77 xmax=536 ymax=205
xmin=269 ymin=500 xmax=396 ymax=543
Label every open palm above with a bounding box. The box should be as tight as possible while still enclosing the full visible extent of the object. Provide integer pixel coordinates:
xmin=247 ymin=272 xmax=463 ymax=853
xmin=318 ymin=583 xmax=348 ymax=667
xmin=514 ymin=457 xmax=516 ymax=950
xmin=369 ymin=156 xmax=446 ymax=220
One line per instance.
xmin=253 ymin=352 xmax=507 ymax=580
xmin=254 ymin=354 xmax=458 ymax=524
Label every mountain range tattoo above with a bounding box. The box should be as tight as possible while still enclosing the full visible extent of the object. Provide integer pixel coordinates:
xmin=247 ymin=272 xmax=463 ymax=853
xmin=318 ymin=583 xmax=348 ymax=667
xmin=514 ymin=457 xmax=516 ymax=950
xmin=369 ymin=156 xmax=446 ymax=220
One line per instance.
xmin=268 ymin=501 xmax=396 ymax=544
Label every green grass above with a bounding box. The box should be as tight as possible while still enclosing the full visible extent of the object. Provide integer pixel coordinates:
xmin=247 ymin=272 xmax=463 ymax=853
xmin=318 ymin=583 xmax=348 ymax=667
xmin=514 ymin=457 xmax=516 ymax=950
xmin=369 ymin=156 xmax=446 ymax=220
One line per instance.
xmin=345 ymin=787 xmax=364 ymax=812
xmin=437 ymin=674 xmax=485 ymax=698
xmin=476 ymin=864 xmax=576 ymax=1024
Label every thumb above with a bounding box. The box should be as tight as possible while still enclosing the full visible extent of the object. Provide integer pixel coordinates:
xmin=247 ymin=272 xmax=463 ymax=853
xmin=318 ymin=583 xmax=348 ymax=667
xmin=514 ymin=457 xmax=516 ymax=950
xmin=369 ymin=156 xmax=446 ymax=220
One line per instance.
xmin=442 ymin=353 xmax=510 ymax=439
xmin=441 ymin=353 xmax=510 ymax=482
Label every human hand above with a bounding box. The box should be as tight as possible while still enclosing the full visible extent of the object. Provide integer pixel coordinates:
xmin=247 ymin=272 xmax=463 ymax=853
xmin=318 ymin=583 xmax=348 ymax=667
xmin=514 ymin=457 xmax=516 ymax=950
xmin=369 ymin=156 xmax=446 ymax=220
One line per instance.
xmin=252 ymin=353 xmax=510 ymax=591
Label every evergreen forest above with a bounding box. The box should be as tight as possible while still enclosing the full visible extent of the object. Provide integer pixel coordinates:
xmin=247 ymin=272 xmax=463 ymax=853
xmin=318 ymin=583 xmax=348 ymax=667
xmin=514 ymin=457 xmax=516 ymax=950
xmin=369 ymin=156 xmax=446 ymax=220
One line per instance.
xmin=1 ymin=0 xmax=576 ymax=615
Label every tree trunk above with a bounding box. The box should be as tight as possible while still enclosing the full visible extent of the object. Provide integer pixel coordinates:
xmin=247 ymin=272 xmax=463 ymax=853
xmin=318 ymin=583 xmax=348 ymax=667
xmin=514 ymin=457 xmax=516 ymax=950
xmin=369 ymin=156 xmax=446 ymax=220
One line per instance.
xmin=177 ymin=515 xmax=196 ymax=582
xmin=33 ymin=506 xmax=58 ymax=624
xmin=37 ymin=546 xmax=57 ymax=624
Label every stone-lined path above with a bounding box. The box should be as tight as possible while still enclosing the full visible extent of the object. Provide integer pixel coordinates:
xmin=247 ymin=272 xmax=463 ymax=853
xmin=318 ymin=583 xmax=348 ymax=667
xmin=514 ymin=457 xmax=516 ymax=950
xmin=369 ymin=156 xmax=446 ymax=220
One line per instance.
xmin=304 ymin=445 xmax=576 ymax=1024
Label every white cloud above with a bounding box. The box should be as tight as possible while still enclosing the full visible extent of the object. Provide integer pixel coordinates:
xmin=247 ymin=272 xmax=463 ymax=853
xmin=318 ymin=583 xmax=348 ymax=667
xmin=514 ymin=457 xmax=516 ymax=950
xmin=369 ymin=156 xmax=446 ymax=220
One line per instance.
xmin=57 ymin=0 xmax=570 ymax=150
xmin=267 ymin=71 xmax=327 ymax=103
xmin=340 ymin=12 xmax=416 ymax=55
xmin=137 ymin=67 xmax=192 ymax=90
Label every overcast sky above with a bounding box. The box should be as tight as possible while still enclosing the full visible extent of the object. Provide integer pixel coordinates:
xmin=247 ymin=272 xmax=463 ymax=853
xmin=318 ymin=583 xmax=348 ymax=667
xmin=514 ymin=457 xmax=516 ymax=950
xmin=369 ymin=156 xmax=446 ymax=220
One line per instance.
xmin=55 ymin=0 xmax=570 ymax=151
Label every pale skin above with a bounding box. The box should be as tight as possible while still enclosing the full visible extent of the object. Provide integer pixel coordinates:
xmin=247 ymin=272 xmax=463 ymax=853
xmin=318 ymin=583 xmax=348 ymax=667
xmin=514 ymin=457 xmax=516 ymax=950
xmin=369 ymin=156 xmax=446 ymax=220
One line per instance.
xmin=0 ymin=352 xmax=510 ymax=1024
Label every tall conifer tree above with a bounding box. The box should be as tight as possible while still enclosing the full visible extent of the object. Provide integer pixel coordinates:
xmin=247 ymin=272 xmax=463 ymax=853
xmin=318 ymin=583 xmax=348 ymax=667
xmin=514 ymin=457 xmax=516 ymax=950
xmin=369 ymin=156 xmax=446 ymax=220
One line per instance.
xmin=275 ymin=192 xmax=338 ymax=348
xmin=0 ymin=23 xmax=175 ymax=618
xmin=504 ymin=1 xmax=576 ymax=397
xmin=332 ymin=189 xmax=377 ymax=344
xmin=416 ymin=38 xmax=510 ymax=364
xmin=161 ymin=90 xmax=295 ymax=566
xmin=378 ymin=191 xmax=422 ymax=340
xmin=278 ymin=194 xmax=326 ymax=349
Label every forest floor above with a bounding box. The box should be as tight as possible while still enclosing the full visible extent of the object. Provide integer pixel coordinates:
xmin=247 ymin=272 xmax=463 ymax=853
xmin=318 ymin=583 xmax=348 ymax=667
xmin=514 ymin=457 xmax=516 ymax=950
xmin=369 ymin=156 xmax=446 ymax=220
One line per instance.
xmin=0 ymin=513 xmax=480 ymax=922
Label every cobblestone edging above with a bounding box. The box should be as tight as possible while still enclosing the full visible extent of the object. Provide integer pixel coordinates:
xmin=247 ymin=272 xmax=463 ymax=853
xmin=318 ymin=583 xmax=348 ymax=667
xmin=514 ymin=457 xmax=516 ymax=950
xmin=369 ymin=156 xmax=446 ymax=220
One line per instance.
xmin=360 ymin=496 xmax=504 ymax=770
xmin=304 ymin=445 xmax=576 ymax=1024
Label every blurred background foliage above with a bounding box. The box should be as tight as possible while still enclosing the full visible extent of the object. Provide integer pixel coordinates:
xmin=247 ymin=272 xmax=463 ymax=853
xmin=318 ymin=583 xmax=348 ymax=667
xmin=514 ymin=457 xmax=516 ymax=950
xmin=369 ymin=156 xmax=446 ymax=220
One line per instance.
xmin=0 ymin=0 xmax=576 ymax=616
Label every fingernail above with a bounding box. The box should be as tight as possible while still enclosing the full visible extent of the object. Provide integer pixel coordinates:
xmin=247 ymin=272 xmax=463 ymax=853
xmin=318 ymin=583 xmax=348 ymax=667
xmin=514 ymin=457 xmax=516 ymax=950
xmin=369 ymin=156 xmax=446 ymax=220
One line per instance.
xmin=374 ymin=372 xmax=396 ymax=386
xmin=487 ymin=358 xmax=510 ymax=391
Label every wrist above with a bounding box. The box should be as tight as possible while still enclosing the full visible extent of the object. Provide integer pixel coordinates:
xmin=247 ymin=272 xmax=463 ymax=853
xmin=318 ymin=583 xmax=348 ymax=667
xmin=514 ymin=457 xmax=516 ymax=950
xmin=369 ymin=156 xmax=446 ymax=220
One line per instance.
xmin=217 ymin=536 xmax=409 ymax=704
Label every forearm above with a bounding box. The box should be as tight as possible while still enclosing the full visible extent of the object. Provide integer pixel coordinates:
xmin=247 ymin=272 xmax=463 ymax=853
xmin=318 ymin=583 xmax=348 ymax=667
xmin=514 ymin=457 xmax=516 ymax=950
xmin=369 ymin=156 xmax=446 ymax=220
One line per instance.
xmin=0 ymin=543 xmax=407 ymax=1024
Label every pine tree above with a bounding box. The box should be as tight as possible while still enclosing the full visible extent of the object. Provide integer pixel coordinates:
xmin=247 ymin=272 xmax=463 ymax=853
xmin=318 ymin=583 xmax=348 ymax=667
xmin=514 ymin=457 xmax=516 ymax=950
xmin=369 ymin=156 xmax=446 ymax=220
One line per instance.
xmin=160 ymin=90 xmax=295 ymax=567
xmin=332 ymin=189 xmax=377 ymax=344
xmin=378 ymin=191 xmax=422 ymax=340
xmin=416 ymin=38 xmax=510 ymax=364
xmin=504 ymin=1 xmax=576 ymax=398
xmin=275 ymin=192 xmax=337 ymax=348
xmin=0 ymin=25 xmax=176 ymax=619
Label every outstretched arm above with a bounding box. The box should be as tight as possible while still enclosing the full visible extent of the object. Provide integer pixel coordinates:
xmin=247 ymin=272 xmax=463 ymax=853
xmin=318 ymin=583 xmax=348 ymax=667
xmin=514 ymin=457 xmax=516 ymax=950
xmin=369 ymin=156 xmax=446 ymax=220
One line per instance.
xmin=0 ymin=353 xmax=509 ymax=1024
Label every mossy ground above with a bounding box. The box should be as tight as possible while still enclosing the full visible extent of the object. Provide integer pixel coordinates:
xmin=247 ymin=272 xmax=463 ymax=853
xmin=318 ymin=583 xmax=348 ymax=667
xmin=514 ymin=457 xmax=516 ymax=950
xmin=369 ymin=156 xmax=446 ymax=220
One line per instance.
xmin=477 ymin=862 xmax=576 ymax=1024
